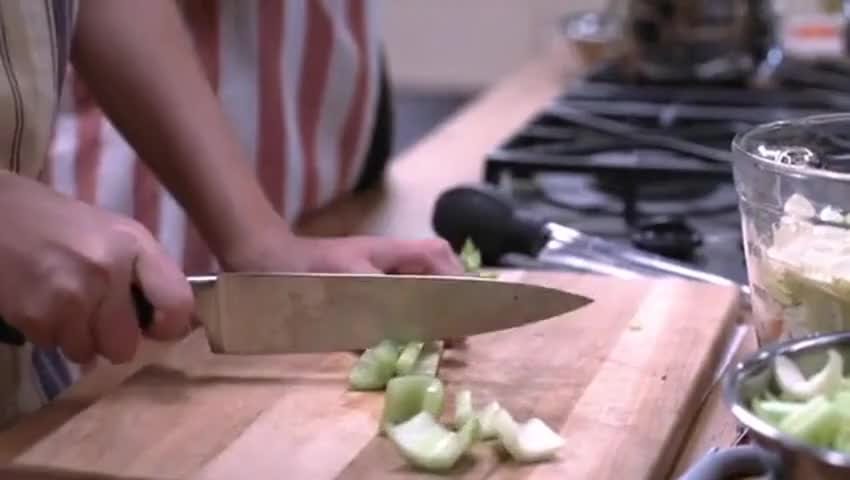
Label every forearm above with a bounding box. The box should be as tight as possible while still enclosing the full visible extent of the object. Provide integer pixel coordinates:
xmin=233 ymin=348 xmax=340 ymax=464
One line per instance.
xmin=70 ymin=0 xmax=286 ymax=262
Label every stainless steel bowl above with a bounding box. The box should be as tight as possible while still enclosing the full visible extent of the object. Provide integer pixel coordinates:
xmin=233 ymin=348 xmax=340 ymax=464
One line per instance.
xmin=681 ymin=331 xmax=850 ymax=479
xmin=727 ymin=331 xmax=850 ymax=479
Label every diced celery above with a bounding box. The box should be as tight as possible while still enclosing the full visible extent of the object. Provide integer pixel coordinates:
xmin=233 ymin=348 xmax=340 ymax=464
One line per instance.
xmin=493 ymin=408 xmax=565 ymax=463
xmin=778 ymin=396 xmax=842 ymax=448
xmin=381 ymin=375 xmax=445 ymax=433
xmin=409 ymin=342 xmax=441 ymax=377
xmin=834 ymin=391 xmax=850 ymax=420
xmin=396 ymin=342 xmax=425 ymax=376
xmin=461 ymin=238 xmax=482 ymax=273
xmin=774 ymin=349 xmax=843 ymax=401
xmin=348 ymin=340 xmax=400 ymax=391
xmin=752 ymin=399 xmax=806 ymax=426
xmin=834 ymin=426 xmax=850 ymax=454
xmin=478 ymin=401 xmax=502 ymax=440
xmin=454 ymin=390 xmax=474 ymax=428
xmin=387 ymin=412 xmax=479 ymax=471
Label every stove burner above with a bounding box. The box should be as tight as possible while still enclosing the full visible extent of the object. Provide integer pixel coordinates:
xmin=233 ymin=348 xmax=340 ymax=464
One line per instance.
xmin=593 ymin=176 xmax=719 ymax=201
xmin=630 ymin=216 xmax=703 ymax=259
xmin=534 ymin=174 xmax=737 ymax=218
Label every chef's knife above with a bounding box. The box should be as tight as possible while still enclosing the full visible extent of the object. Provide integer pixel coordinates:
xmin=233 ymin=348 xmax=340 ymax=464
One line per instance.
xmin=0 ymin=273 xmax=592 ymax=354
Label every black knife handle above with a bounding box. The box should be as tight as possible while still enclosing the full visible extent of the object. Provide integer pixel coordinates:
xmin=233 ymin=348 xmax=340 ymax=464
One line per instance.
xmin=432 ymin=183 xmax=550 ymax=265
xmin=0 ymin=284 xmax=154 ymax=346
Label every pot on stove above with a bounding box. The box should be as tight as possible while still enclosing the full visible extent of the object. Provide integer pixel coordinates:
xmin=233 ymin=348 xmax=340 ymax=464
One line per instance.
xmin=624 ymin=0 xmax=780 ymax=83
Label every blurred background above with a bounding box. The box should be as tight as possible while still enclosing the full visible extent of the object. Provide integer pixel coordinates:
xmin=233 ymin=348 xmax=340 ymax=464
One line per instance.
xmin=383 ymin=0 xmax=835 ymax=153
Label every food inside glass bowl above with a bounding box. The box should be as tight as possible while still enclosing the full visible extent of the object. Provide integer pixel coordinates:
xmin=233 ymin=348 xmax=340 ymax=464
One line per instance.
xmin=748 ymin=193 xmax=850 ymax=342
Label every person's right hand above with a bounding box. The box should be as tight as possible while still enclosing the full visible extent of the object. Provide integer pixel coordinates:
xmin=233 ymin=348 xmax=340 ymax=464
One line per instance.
xmin=0 ymin=173 xmax=193 ymax=364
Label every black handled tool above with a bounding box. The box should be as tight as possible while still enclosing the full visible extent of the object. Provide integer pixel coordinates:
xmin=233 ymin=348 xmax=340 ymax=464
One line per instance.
xmin=431 ymin=183 xmax=550 ymax=265
xmin=431 ymin=183 xmax=747 ymax=294
xmin=0 ymin=285 xmax=154 ymax=346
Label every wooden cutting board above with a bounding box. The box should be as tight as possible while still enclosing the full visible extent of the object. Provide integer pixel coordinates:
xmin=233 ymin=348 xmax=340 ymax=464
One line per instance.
xmin=6 ymin=272 xmax=742 ymax=479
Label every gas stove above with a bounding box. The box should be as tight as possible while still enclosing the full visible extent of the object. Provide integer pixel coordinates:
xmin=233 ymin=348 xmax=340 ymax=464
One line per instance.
xmin=480 ymin=56 xmax=850 ymax=284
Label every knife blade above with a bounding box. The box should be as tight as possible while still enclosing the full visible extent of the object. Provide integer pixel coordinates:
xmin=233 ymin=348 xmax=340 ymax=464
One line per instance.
xmin=0 ymin=273 xmax=592 ymax=354
xmin=192 ymin=273 xmax=592 ymax=354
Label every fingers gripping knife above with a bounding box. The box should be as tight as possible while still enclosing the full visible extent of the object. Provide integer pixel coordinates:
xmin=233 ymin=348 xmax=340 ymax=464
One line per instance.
xmin=0 ymin=273 xmax=592 ymax=353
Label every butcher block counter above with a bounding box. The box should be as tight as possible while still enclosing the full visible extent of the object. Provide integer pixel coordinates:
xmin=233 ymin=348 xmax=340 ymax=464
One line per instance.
xmin=0 ymin=44 xmax=757 ymax=479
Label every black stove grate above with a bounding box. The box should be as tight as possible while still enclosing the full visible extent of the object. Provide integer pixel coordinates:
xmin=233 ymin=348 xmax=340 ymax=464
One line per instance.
xmin=481 ymin=56 xmax=850 ymax=283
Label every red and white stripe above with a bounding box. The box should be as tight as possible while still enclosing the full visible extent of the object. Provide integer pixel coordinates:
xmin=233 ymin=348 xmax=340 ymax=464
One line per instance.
xmin=46 ymin=0 xmax=382 ymax=275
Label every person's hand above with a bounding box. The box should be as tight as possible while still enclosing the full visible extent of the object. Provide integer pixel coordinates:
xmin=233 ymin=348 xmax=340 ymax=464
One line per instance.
xmin=220 ymin=227 xmax=464 ymax=276
xmin=0 ymin=173 xmax=193 ymax=364
xmin=218 ymin=226 xmax=468 ymax=348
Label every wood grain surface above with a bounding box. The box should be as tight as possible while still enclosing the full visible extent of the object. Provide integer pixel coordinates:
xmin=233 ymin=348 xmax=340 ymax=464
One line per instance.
xmin=6 ymin=272 xmax=742 ymax=480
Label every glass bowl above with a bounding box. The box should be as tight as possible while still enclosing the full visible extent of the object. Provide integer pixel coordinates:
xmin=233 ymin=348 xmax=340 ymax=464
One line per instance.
xmin=733 ymin=113 xmax=850 ymax=346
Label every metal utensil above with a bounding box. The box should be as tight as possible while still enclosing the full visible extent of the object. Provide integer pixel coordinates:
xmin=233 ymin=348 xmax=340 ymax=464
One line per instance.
xmin=0 ymin=273 xmax=593 ymax=354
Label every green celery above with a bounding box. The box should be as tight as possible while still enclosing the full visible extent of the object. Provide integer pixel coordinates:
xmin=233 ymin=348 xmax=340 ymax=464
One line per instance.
xmin=348 ymin=340 xmax=400 ymax=391
xmin=387 ymin=412 xmax=480 ymax=472
xmin=396 ymin=342 xmax=425 ymax=376
xmin=453 ymin=390 xmax=474 ymax=428
xmin=777 ymin=396 xmax=842 ymax=448
xmin=460 ymin=238 xmax=482 ymax=273
xmin=381 ymin=375 xmax=445 ymax=433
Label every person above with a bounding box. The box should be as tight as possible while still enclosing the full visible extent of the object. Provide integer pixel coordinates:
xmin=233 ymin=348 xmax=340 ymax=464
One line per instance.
xmin=0 ymin=0 xmax=462 ymax=427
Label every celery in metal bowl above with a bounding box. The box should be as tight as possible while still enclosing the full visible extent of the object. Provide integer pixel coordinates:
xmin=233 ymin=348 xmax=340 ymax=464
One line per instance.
xmin=711 ymin=332 xmax=850 ymax=479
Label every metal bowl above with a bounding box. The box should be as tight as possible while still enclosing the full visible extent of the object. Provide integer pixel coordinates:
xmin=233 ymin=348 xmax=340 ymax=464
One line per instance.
xmin=723 ymin=331 xmax=850 ymax=479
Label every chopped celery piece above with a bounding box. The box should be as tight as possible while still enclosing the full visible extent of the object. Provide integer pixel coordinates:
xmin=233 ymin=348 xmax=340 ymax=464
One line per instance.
xmin=774 ymin=349 xmax=844 ymax=401
xmin=348 ymin=340 xmax=400 ymax=391
xmin=387 ymin=412 xmax=479 ymax=472
xmin=454 ymin=390 xmax=474 ymax=427
xmin=493 ymin=408 xmax=565 ymax=463
xmin=834 ymin=391 xmax=850 ymax=419
xmin=381 ymin=375 xmax=445 ymax=433
xmin=752 ymin=399 xmax=805 ymax=426
xmin=835 ymin=426 xmax=850 ymax=454
xmin=396 ymin=342 xmax=425 ymax=376
xmin=777 ymin=396 xmax=842 ymax=447
xmin=461 ymin=238 xmax=482 ymax=273
xmin=478 ymin=401 xmax=502 ymax=440
xmin=409 ymin=342 xmax=441 ymax=377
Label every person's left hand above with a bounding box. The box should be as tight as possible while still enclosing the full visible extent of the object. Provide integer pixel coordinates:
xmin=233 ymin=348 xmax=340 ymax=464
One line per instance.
xmin=216 ymin=227 xmax=468 ymax=348
xmin=219 ymin=227 xmax=464 ymax=276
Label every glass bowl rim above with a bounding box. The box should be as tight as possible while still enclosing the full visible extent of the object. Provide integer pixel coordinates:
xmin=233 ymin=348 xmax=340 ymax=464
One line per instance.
xmin=732 ymin=113 xmax=850 ymax=183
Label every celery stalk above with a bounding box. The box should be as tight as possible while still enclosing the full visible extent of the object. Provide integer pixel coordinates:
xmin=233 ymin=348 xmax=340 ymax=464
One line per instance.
xmin=493 ymin=408 xmax=565 ymax=463
xmin=477 ymin=401 xmax=502 ymax=440
xmin=752 ymin=399 xmax=805 ymax=426
xmin=834 ymin=426 xmax=850 ymax=454
xmin=387 ymin=412 xmax=480 ymax=472
xmin=381 ymin=376 xmax=445 ymax=433
xmin=349 ymin=340 xmax=400 ymax=390
xmin=454 ymin=390 xmax=474 ymax=427
xmin=396 ymin=342 xmax=425 ymax=376
xmin=461 ymin=238 xmax=482 ymax=273
xmin=778 ymin=396 xmax=842 ymax=447
xmin=409 ymin=341 xmax=441 ymax=377
xmin=774 ymin=349 xmax=844 ymax=401
xmin=834 ymin=391 xmax=850 ymax=419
